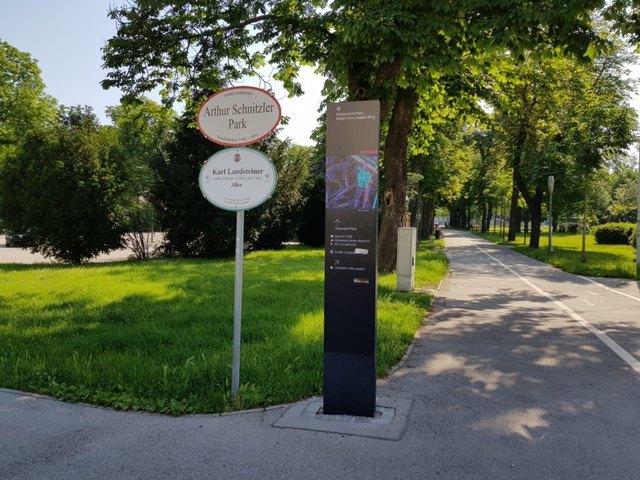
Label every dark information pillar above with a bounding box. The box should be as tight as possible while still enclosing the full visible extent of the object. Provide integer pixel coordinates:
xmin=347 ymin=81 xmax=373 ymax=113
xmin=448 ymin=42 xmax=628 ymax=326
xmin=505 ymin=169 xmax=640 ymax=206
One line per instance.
xmin=324 ymin=100 xmax=380 ymax=417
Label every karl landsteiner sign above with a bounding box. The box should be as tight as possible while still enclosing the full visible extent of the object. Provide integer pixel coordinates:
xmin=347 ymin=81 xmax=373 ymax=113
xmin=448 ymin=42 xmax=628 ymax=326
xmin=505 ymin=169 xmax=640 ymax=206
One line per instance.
xmin=197 ymin=86 xmax=282 ymax=147
xmin=199 ymin=148 xmax=277 ymax=211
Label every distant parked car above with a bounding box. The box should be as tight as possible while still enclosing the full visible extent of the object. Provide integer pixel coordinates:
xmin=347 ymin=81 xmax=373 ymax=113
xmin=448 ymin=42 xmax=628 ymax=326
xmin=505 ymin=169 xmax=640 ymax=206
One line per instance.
xmin=5 ymin=231 xmax=27 ymax=248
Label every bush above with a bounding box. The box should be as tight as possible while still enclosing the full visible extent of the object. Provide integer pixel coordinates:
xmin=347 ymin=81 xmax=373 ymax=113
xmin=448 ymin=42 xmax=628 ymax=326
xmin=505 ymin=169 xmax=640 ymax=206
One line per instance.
xmin=0 ymin=107 xmax=125 ymax=263
xmin=631 ymin=230 xmax=637 ymax=250
xmin=593 ymin=222 xmax=635 ymax=245
xmin=151 ymin=114 xmax=312 ymax=257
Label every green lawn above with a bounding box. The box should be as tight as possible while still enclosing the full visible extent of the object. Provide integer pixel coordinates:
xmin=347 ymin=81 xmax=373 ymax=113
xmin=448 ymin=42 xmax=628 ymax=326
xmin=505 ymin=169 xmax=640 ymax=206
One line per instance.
xmin=474 ymin=229 xmax=637 ymax=279
xmin=0 ymin=243 xmax=446 ymax=414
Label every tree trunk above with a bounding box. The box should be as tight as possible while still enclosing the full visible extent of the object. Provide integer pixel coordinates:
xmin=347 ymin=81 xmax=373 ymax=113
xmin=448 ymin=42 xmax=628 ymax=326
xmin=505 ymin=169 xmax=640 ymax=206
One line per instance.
xmin=487 ymin=202 xmax=494 ymax=233
xmin=421 ymin=198 xmax=435 ymax=240
xmin=378 ymin=86 xmax=419 ymax=273
xmin=509 ymin=87 xmax=535 ymax=242
xmin=409 ymin=160 xmax=423 ymax=230
xmin=508 ymin=184 xmax=519 ymax=241
xmin=449 ymin=207 xmax=460 ymax=228
xmin=493 ymin=201 xmax=498 ymax=234
xmin=581 ymin=185 xmax=588 ymax=263
xmin=373 ymin=57 xmax=402 ymax=125
xmin=481 ymin=201 xmax=487 ymax=232
xmin=528 ymin=188 xmax=544 ymax=248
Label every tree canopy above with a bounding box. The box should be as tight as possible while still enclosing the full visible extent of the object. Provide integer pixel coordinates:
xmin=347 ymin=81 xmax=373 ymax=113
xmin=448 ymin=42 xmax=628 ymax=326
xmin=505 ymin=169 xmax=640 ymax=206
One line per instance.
xmin=0 ymin=40 xmax=56 ymax=151
xmin=0 ymin=106 xmax=126 ymax=263
xmin=103 ymin=0 xmax=621 ymax=271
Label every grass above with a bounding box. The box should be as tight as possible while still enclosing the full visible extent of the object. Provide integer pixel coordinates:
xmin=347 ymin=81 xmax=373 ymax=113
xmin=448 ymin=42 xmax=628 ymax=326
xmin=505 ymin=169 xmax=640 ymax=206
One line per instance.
xmin=474 ymin=229 xmax=637 ymax=279
xmin=0 ymin=242 xmax=447 ymax=414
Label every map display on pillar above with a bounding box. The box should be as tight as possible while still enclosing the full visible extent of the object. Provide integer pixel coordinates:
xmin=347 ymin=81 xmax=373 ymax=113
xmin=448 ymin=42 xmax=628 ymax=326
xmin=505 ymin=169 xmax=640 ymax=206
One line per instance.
xmin=326 ymin=155 xmax=379 ymax=210
xmin=325 ymin=153 xmax=378 ymax=289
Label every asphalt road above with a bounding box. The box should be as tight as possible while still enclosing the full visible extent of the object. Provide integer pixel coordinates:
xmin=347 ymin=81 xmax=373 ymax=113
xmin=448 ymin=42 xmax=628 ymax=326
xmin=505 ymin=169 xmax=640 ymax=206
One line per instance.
xmin=1 ymin=229 xmax=639 ymax=479
xmin=0 ymin=234 xmax=156 ymax=263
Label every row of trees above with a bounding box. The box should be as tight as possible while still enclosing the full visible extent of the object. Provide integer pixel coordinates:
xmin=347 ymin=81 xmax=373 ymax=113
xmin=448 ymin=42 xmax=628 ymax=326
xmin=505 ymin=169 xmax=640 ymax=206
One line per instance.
xmin=100 ymin=0 xmax=640 ymax=272
xmin=425 ymin=41 xmax=638 ymax=245
xmin=424 ymin=43 xmax=637 ymax=242
xmin=0 ymin=40 xmax=323 ymax=263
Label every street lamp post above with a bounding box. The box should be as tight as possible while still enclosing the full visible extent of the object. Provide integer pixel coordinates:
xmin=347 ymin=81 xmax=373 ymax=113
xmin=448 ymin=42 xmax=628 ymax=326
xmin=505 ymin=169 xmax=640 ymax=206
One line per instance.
xmin=548 ymin=175 xmax=555 ymax=254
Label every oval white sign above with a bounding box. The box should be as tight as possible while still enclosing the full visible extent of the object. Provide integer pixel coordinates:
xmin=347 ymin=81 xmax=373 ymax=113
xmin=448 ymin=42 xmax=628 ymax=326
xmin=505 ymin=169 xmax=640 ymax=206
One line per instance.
xmin=197 ymin=86 xmax=282 ymax=146
xmin=198 ymin=148 xmax=278 ymax=211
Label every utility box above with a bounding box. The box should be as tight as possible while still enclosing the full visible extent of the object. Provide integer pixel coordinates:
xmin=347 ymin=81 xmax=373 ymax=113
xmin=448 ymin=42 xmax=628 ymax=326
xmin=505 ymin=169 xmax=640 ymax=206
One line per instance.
xmin=397 ymin=227 xmax=417 ymax=292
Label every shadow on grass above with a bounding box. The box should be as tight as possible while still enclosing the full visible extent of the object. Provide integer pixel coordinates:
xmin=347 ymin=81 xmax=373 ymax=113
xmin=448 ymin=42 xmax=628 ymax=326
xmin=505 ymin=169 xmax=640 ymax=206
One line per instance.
xmin=0 ymin=250 xmax=437 ymax=414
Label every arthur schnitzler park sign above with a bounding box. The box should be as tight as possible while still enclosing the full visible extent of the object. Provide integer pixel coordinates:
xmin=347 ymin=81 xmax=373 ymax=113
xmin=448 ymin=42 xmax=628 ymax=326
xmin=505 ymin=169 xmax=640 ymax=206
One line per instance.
xmin=197 ymin=86 xmax=281 ymax=147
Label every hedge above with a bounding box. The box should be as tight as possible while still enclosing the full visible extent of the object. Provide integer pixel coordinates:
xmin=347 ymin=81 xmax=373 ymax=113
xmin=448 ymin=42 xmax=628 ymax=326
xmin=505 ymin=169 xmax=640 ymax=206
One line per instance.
xmin=593 ymin=223 xmax=635 ymax=245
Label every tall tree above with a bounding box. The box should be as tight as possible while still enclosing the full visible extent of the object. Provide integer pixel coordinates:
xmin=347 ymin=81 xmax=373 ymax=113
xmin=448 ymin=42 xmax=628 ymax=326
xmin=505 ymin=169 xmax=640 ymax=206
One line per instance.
xmin=102 ymin=0 xmax=609 ymax=271
xmin=150 ymin=112 xmax=311 ymax=257
xmin=490 ymin=42 xmax=637 ymax=248
xmin=0 ymin=107 xmax=126 ymax=263
xmin=0 ymin=40 xmax=56 ymax=156
xmin=107 ymin=99 xmax=176 ymax=258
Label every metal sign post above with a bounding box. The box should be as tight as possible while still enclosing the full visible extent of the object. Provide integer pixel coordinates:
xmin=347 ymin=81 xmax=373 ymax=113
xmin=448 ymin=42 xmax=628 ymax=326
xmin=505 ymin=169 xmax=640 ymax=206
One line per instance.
xmin=199 ymin=149 xmax=277 ymax=395
xmin=197 ymin=87 xmax=281 ymax=396
xmin=232 ymin=210 xmax=244 ymax=394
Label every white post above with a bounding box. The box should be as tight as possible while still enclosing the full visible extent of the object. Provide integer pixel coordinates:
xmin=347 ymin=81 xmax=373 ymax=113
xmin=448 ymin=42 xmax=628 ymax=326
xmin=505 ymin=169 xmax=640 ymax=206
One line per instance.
xmin=231 ymin=210 xmax=245 ymax=395
xmin=548 ymin=175 xmax=554 ymax=254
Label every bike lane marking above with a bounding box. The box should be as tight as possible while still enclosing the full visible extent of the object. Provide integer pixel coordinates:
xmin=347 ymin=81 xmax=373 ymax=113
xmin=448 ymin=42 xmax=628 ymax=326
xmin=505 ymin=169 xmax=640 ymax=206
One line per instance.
xmin=581 ymin=277 xmax=640 ymax=304
xmin=460 ymin=234 xmax=640 ymax=377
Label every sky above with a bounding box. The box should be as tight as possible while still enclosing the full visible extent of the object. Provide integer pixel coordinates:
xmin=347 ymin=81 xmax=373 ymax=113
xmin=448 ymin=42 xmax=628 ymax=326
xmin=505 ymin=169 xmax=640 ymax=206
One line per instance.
xmin=0 ymin=0 xmax=324 ymax=146
xmin=1 ymin=2 xmax=640 ymax=152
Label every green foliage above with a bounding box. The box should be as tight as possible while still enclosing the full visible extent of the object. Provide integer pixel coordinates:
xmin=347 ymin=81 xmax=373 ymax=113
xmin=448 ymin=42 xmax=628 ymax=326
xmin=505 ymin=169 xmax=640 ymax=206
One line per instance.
xmin=101 ymin=0 xmax=619 ymax=272
xmin=0 ymin=106 xmax=126 ymax=263
xmin=102 ymin=1 xmax=608 ymax=105
xmin=248 ymin=141 xmax=312 ymax=250
xmin=630 ymin=229 xmax=637 ymax=250
xmin=296 ymin=175 xmax=325 ymax=246
xmin=149 ymin=114 xmax=226 ymax=257
xmin=0 ymin=40 xmax=56 ymax=162
xmin=107 ymin=99 xmax=176 ymax=256
xmin=599 ymin=160 xmax=639 ymax=223
xmin=296 ymin=148 xmax=326 ymax=246
xmin=107 ymin=98 xmax=175 ymax=201
xmin=484 ymin=40 xmax=637 ymax=247
xmin=0 ymin=244 xmax=447 ymax=414
xmin=593 ymin=222 xmax=636 ymax=245
xmin=151 ymin=114 xmax=312 ymax=257
xmin=0 ymin=41 xmax=56 ymax=137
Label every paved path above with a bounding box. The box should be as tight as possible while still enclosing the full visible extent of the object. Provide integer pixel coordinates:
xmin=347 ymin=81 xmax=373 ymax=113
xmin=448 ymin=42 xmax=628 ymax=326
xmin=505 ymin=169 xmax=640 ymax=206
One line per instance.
xmin=2 ymin=229 xmax=640 ymax=479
